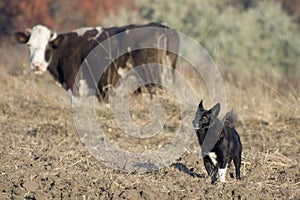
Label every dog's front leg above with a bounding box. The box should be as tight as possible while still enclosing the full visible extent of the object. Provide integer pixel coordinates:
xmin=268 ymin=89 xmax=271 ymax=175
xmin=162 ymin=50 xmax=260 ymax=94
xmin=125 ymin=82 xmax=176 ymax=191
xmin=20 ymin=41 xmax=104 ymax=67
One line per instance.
xmin=210 ymin=166 xmax=218 ymax=184
xmin=203 ymin=156 xmax=218 ymax=184
xmin=218 ymin=161 xmax=227 ymax=183
xmin=203 ymin=156 xmax=214 ymax=176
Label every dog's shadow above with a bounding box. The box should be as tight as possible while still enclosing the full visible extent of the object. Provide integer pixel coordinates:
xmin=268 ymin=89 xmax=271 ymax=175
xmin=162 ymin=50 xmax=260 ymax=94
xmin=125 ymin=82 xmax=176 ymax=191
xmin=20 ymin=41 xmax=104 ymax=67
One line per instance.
xmin=171 ymin=163 xmax=205 ymax=178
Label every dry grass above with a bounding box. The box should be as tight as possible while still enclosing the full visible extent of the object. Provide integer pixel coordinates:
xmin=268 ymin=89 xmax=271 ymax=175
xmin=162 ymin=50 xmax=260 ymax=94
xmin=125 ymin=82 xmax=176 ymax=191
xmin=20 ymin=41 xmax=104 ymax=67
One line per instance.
xmin=0 ymin=42 xmax=299 ymax=199
xmin=223 ymin=69 xmax=300 ymax=122
xmin=175 ymin=56 xmax=300 ymax=122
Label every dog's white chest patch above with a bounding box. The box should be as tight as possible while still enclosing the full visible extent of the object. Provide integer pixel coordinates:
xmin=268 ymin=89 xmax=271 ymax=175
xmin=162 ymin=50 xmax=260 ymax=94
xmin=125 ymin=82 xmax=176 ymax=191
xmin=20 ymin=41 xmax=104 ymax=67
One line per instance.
xmin=208 ymin=152 xmax=218 ymax=166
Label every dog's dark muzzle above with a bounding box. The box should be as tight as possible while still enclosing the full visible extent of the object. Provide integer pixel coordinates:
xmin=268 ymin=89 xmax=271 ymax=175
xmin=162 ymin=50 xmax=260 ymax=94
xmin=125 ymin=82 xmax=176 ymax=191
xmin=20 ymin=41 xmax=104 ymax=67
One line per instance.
xmin=192 ymin=119 xmax=201 ymax=129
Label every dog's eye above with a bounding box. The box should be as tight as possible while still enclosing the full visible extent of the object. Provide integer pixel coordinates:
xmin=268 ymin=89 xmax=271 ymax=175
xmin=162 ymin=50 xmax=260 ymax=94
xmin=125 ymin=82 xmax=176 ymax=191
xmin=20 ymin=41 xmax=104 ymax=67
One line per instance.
xmin=202 ymin=116 xmax=209 ymax=122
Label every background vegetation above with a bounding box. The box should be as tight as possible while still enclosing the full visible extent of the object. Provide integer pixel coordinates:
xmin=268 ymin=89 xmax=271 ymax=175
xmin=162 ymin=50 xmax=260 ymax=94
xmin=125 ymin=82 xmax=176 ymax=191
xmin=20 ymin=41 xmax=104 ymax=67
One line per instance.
xmin=104 ymin=0 xmax=300 ymax=78
xmin=0 ymin=1 xmax=299 ymax=199
xmin=102 ymin=0 xmax=300 ymax=120
xmin=1 ymin=0 xmax=299 ymax=76
xmin=1 ymin=0 xmax=299 ymax=119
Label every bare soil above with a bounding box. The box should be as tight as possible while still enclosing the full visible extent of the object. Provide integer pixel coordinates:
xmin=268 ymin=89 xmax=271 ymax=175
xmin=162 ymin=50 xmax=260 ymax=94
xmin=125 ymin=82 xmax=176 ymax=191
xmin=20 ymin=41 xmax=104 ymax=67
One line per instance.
xmin=0 ymin=68 xmax=299 ymax=200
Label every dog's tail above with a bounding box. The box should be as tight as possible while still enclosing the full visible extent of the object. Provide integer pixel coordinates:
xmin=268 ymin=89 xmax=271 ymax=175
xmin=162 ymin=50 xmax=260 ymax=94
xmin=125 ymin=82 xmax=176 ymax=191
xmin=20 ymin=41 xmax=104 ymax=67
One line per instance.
xmin=223 ymin=109 xmax=238 ymax=128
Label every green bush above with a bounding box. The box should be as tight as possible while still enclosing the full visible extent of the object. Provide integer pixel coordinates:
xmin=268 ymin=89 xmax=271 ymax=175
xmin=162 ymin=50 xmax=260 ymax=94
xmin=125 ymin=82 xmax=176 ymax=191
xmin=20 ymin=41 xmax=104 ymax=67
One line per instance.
xmin=101 ymin=0 xmax=300 ymax=76
xmin=205 ymin=1 xmax=300 ymax=75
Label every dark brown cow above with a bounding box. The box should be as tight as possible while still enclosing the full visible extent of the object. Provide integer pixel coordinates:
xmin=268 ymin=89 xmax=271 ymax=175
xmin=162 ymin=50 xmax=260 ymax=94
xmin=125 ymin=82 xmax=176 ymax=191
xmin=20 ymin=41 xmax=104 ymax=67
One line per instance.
xmin=15 ymin=23 xmax=180 ymax=100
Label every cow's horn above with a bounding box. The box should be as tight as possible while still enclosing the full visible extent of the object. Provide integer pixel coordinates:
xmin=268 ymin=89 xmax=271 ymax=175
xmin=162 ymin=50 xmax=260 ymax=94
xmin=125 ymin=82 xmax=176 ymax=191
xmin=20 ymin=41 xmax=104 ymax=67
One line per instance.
xmin=50 ymin=32 xmax=57 ymax=41
xmin=25 ymin=28 xmax=32 ymax=34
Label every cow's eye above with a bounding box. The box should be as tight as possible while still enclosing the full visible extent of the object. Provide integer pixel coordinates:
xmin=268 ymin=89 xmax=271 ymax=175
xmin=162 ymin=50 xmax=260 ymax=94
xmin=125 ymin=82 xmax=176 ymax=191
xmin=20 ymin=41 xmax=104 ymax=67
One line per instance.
xmin=45 ymin=48 xmax=52 ymax=62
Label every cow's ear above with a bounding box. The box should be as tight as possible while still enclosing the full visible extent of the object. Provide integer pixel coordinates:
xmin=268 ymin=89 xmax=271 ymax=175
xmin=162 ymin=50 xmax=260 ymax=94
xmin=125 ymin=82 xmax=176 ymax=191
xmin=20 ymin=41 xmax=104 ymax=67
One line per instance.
xmin=209 ymin=103 xmax=220 ymax=117
xmin=50 ymin=34 xmax=64 ymax=49
xmin=14 ymin=32 xmax=30 ymax=44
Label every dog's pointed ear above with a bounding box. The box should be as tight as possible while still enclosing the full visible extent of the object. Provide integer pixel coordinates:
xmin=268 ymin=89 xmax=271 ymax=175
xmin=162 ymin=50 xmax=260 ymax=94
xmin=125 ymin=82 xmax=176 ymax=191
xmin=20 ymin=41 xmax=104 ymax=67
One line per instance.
xmin=198 ymin=100 xmax=204 ymax=109
xmin=210 ymin=103 xmax=220 ymax=117
xmin=14 ymin=32 xmax=30 ymax=44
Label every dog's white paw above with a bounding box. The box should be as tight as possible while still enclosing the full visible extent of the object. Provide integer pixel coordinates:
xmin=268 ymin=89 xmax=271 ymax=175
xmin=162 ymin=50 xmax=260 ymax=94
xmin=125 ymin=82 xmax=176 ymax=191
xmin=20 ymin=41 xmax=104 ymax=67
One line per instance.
xmin=219 ymin=167 xmax=227 ymax=182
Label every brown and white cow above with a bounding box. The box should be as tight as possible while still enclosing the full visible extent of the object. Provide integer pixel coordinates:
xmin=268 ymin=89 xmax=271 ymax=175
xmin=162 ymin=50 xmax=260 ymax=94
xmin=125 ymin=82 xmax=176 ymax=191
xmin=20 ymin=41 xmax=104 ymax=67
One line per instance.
xmin=15 ymin=23 xmax=179 ymax=100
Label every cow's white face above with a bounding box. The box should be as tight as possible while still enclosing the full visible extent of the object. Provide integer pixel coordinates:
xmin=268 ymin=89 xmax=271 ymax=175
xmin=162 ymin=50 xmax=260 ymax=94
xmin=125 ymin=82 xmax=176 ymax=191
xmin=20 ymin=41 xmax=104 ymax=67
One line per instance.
xmin=15 ymin=25 xmax=57 ymax=75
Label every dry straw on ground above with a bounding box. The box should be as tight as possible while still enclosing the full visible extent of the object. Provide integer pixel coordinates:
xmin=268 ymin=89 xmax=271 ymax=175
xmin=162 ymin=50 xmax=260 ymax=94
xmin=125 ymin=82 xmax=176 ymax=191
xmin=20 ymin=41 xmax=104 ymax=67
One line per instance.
xmin=0 ymin=43 xmax=299 ymax=199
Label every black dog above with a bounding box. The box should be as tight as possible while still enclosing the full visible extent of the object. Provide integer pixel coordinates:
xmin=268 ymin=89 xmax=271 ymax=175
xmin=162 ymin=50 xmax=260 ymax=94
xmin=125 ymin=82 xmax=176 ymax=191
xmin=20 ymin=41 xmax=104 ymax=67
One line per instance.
xmin=192 ymin=100 xmax=242 ymax=184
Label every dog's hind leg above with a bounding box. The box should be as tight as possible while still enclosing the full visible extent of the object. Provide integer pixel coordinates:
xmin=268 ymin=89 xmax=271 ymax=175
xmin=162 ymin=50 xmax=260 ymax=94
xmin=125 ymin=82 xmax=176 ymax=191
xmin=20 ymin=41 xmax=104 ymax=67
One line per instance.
xmin=226 ymin=160 xmax=235 ymax=178
xmin=233 ymin=152 xmax=242 ymax=179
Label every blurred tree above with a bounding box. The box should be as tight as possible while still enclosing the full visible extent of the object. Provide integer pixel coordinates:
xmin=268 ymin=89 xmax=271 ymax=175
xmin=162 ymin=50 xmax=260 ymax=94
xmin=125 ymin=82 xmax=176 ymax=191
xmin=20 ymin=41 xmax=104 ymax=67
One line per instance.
xmin=51 ymin=0 xmax=135 ymax=30
xmin=1 ymin=0 xmax=54 ymax=34
xmin=0 ymin=0 xmax=134 ymax=35
xmin=203 ymin=1 xmax=300 ymax=74
xmin=0 ymin=0 xmax=14 ymax=35
xmin=280 ymin=0 xmax=300 ymax=22
xmin=105 ymin=0 xmax=299 ymax=75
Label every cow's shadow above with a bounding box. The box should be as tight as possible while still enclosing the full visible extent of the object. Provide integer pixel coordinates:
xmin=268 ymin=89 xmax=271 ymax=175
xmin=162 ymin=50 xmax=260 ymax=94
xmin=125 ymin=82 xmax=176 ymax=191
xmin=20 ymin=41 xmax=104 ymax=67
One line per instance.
xmin=171 ymin=162 xmax=205 ymax=178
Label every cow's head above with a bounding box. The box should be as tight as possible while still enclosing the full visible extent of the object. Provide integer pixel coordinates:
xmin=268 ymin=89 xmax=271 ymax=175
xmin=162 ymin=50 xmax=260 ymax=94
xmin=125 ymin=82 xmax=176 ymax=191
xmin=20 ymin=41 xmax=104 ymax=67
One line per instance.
xmin=14 ymin=25 xmax=57 ymax=75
